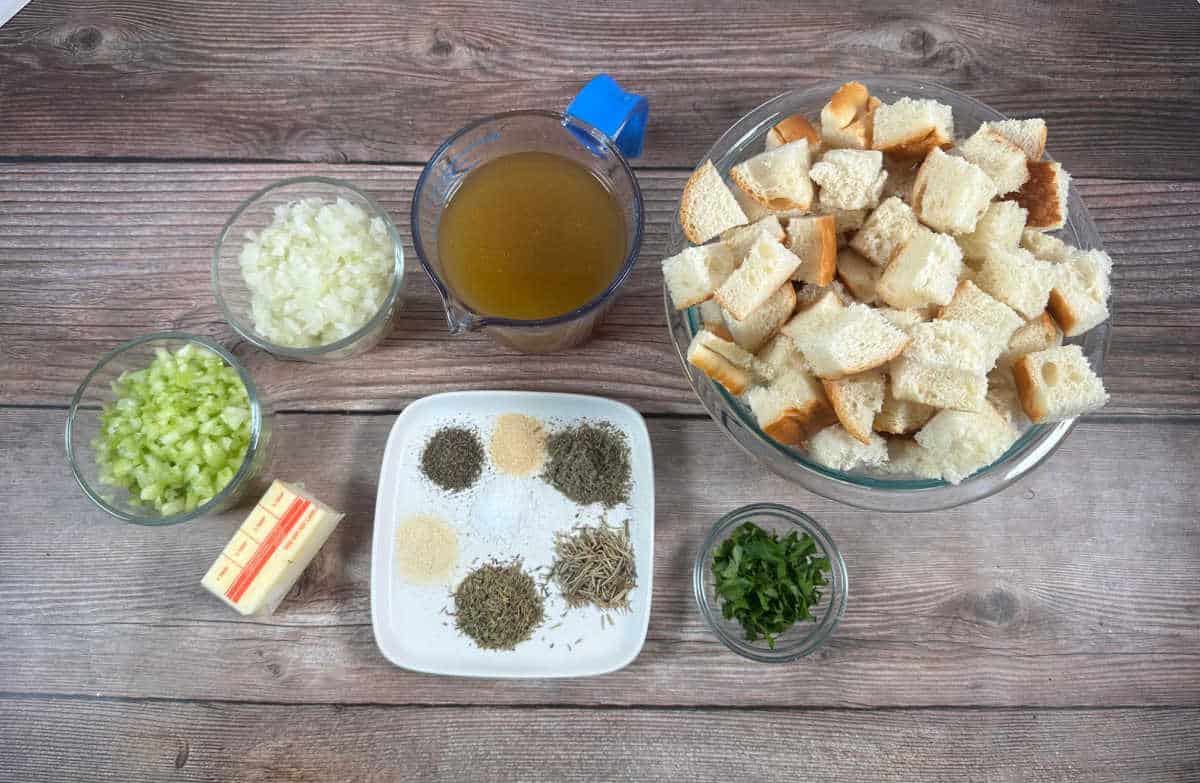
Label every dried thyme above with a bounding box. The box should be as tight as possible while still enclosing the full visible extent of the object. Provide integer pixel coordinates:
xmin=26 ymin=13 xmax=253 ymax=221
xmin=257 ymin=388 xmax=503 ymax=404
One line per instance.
xmin=549 ymin=520 xmax=637 ymax=611
xmin=420 ymin=426 xmax=484 ymax=491
xmin=543 ymin=423 xmax=631 ymax=507
xmin=452 ymin=559 xmax=545 ymax=650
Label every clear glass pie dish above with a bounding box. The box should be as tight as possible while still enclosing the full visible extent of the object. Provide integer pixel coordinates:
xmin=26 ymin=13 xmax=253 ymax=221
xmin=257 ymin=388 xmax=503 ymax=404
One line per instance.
xmin=665 ymin=77 xmax=1112 ymax=512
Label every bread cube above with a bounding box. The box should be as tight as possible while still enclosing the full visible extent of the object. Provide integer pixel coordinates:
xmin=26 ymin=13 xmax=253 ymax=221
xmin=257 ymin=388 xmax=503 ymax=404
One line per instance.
xmin=877 ymin=228 xmax=964 ymax=310
xmin=662 ymin=243 xmax=737 ymax=310
xmin=820 ymin=81 xmax=880 ymax=150
xmin=1012 ymin=344 xmax=1109 ymax=423
xmin=714 ymin=236 xmax=802 ymax=320
xmin=987 ymin=367 xmax=1030 ymax=428
xmin=686 ymin=329 xmax=757 ymax=395
xmin=730 ymin=140 xmax=814 ymax=213
xmin=871 ymin=97 xmax=955 ymax=158
xmin=754 ymin=333 xmax=812 ymax=382
xmin=697 ymin=299 xmax=732 ymax=340
xmin=817 ymin=204 xmax=870 ymax=244
xmin=973 ymin=245 xmax=1055 ymax=319
xmin=785 ymin=288 xmax=845 ymax=333
xmin=807 ymin=425 xmax=889 ymax=472
xmin=850 ymin=196 xmax=919 ymax=267
xmin=880 ymin=155 xmax=921 ymax=204
xmin=721 ymin=215 xmax=786 ymax=260
xmin=959 ymin=127 xmax=1030 ymax=195
xmin=912 ymin=147 xmax=997 ymax=235
xmin=1020 ymin=228 xmax=1070 ymax=262
xmin=680 ymin=160 xmax=748 ymax=244
xmin=785 ymin=215 xmax=838 ymax=286
xmin=721 ymin=283 xmax=796 ymax=352
xmin=914 ymin=404 xmax=1019 ymax=484
xmin=1013 ymin=160 xmax=1070 ymax=231
xmin=875 ymin=307 xmax=927 ymax=334
xmin=997 ymin=312 xmax=1062 ymax=372
xmin=822 ymin=370 xmax=885 ymax=443
xmin=810 ymin=149 xmax=887 ymax=211
xmin=957 ymin=201 xmax=1028 ymax=263
xmin=784 ymin=302 xmax=911 ymax=380
xmin=981 ymin=118 xmax=1047 ymax=161
xmin=890 ymin=320 xmax=990 ymax=411
xmin=747 ymin=368 xmax=836 ymax=446
xmin=766 ymin=114 xmax=821 ymax=156
xmin=880 ymin=438 xmax=942 ymax=480
xmin=873 ymin=386 xmax=936 ymax=435
xmin=835 ymin=248 xmax=881 ymax=303
xmin=1047 ymin=249 xmax=1113 ymax=336
xmin=937 ymin=279 xmax=1023 ymax=368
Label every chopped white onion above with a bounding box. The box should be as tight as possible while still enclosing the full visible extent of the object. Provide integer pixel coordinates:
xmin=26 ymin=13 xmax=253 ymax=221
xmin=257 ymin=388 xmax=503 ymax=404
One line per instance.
xmin=239 ymin=197 xmax=395 ymax=348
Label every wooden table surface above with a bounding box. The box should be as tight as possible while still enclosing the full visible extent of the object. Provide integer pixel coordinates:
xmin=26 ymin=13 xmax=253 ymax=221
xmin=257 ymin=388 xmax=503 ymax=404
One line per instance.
xmin=2 ymin=1 xmax=1199 ymax=780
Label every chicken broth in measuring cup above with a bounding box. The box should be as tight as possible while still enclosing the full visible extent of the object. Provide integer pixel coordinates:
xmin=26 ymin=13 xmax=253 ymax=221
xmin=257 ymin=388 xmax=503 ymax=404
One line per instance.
xmin=437 ymin=151 xmax=628 ymax=321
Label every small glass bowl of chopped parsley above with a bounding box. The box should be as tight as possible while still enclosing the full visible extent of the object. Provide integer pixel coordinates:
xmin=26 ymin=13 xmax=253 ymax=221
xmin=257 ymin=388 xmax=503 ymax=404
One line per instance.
xmin=694 ymin=503 xmax=847 ymax=662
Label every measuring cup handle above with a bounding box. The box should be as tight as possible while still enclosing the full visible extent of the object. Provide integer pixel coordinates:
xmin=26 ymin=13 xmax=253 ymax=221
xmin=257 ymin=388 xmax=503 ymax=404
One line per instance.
xmin=565 ymin=74 xmax=649 ymax=159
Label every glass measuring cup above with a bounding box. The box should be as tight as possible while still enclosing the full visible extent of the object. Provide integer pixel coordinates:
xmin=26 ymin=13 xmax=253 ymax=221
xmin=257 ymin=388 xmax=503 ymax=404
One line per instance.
xmin=411 ymin=75 xmax=648 ymax=353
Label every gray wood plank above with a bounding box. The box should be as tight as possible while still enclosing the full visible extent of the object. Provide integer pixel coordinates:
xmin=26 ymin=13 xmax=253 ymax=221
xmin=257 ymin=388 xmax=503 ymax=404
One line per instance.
xmin=0 ymin=1 xmax=1197 ymax=177
xmin=1 ymin=697 xmax=1197 ymax=783
xmin=1 ymin=164 xmax=1196 ymax=415
xmin=4 ymin=410 xmax=1198 ymax=707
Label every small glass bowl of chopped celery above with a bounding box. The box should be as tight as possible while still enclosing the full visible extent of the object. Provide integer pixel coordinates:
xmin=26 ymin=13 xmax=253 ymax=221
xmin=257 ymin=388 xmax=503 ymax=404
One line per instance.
xmin=694 ymin=503 xmax=847 ymax=662
xmin=213 ymin=176 xmax=406 ymax=362
xmin=66 ymin=333 xmax=273 ymax=526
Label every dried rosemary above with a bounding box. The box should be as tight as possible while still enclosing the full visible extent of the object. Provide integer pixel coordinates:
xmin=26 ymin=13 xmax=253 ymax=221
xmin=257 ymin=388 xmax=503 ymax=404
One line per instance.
xmin=452 ymin=559 xmax=545 ymax=650
xmin=549 ymin=520 xmax=637 ymax=611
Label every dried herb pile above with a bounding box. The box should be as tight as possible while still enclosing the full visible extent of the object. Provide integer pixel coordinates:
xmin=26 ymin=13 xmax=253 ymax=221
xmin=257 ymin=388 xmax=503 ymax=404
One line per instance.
xmin=420 ymin=426 xmax=484 ymax=492
xmin=549 ymin=521 xmax=637 ymax=611
xmin=452 ymin=559 xmax=545 ymax=650
xmin=542 ymin=423 xmax=631 ymax=507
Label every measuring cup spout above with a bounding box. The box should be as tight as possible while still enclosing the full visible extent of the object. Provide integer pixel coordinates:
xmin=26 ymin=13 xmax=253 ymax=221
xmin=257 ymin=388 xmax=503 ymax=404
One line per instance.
xmin=437 ymin=290 xmax=481 ymax=335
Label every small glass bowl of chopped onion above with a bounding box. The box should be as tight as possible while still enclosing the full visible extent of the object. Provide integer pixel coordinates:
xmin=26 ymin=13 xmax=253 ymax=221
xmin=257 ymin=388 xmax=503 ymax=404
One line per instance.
xmin=66 ymin=333 xmax=273 ymax=525
xmin=213 ymin=177 xmax=405 ymax=362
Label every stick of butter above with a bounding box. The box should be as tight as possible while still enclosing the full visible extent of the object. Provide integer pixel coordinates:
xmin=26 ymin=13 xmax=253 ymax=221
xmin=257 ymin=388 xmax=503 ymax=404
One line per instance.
xmin=202 ymin=480 xmax=344 ymax=616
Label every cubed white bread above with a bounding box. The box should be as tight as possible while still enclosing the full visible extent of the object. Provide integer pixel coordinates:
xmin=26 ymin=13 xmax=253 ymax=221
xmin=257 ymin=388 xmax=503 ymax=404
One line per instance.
xmin=810 ymin=149 xmax=887 ymax=211
xmin=875 ymin=307 xmax=928 ymax=334
xmin=820 ymin=81 xmax=880 ymax=150
xmin=795 ymin=279 xmax=853 ymax=308
xmin=733 ymin=182 xmax=775 ymax=222
xmin=957 ymin=201 xmax=1028 ymax=263
xmin=747 ymin=368 xmax=837 ymax=447
xmin=822 ymin=370 xmax=885 ymax=443
xmin=662 ymin=243 xmax=737 ymax=310
xmin=890 ymin=320 xmax=990 ymax=411
xmin=873 ymin=385 xmax=936 ymax=434
xmin=850 ymin=196 xmax=920 ymax=267
xmin=973 ymin=245 xmax=1056 ymax=319
xmin=816 ymin=204 xmax=870 ymax=245
xmin=721 ymin=215 xmax=786 ymax=260
xmin=730 ymin=140 xmax=815 ymax=212
xmin=785 ymin=215 xmax=838 ymax=286
xmin=807 ymin=425 xmax=889 ymax=472
xmin=936 ymin=279 xmax=1023 ymax=368
xmin=1012 ymin=344 xmax=1109 ymax=423
xmin=766 ymin=114 xmax=821 ymax=157
xmin=680 ymin=160 xmax=749 ymax=244
xmin=958 ymin=127 xmax=1030 ymax=195
xmin=997 ymin=312 xmax=1061 ymax=372
xmin=1013 ymin=160 xmax=1070 ymax=231
xmin=755 ymin=333 xmax=813 ymax=381
xmin=1020 ymin=228 xmax=1070 ymax=261
xmin=686 ymin=329 xmax=756 ymax=395
xmin=1047 ymin=249 xmax=1113 ymax=337
xmin=835 ymin=248 xmax=881 ymax=303
xmin=871 ymin=97 xmax=955 ymax=158
xmin=986 ymin=368 xmax=1029 ymax=429
xmin=721 ymin=283 xmax=796 ymax=352
xmin=785 ymin=288 xmax=845 ymax=333
xmin=914 ymin=403 xmax=1019 ymax=484
xmin=880 ymin=155 xmax=921 ymax=203
xmin=877 ymin=228 xmax=964 ymax=310
xmin=784 ymin=302 xmax=911 ymax=380
xmin=911 ymin=147 xmax=997 ymax=235
xmin=697 ymin=299 xmax=733 ymax=340
xmin=880 ymin=438 xmax=942 ymax=479
xmin=982 ymin=118 xmax=1047 ymax=161
xmin=714 ymin=236 xmax=802 ymax=321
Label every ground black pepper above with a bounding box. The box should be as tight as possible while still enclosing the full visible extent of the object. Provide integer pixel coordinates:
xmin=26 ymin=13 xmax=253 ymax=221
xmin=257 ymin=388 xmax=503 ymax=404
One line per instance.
xmin=542 ymin=423 xmax=631 ymax=507
xmin=420 ymin=426 xmax=484 ymax=492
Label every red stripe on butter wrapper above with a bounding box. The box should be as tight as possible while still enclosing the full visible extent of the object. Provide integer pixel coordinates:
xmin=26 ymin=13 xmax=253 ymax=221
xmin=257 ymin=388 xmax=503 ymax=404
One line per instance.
xmin=225 ymin=498 xmax=310 ymax=604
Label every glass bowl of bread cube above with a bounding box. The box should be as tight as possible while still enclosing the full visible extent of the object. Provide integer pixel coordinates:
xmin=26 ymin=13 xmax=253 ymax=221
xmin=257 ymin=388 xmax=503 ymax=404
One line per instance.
xmin=664 ymin=78 xmax=1112 ymax=512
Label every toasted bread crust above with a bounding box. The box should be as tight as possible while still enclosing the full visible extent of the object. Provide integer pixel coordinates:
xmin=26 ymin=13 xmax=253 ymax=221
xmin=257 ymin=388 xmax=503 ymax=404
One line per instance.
xmin=877 ymin=127 xmax=953 ymax=159
xmin=826 ymin=82 xmax=870 ymax=126
xmin=1045 ymin=288 xmax=1078 ymax=336
xmin=729 ymin=166 xmax=808 ymax=212
xmin=791 ymin=215 xmax=838 ymax=286
xmin=769 ymin=115 xmax=821 ymax=149
xmin=680 ymin=161 xmax=746 ymax=244
xmin=828 ymin=333 xmax=912 ymax=379
xmin=823 ymin=380 xmax=872 ymax=444
xmin=1010 ymin=355 xmax=1047 ymax=422
xmin=1013 ymin=160 xmax=1064 ymax=230
xmin=762 ymin=400 xmax=837 ymax=447
xmin=688 ymin=345 xmax=752 ymax=395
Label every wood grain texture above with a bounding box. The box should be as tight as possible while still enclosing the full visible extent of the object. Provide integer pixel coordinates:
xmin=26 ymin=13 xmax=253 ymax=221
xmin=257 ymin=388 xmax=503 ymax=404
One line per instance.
xmin=3 ymin=698 xmax=1198 ymax=783
xmin=4 ymin=410 xmax=1198 ymax=708
xmin=1 ymin=1 xmax=1198 ymax=177
xmin=2 ymin=164 xmax=1197 ymax=415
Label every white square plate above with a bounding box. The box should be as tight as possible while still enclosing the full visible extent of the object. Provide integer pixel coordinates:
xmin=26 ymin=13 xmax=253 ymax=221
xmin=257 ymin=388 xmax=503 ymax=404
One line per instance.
xmin=370 ymin=391 xmax=654 ymax=678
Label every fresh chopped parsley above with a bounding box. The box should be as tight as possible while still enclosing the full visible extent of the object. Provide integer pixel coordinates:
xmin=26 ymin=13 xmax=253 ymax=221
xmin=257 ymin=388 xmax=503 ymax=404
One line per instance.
xmin=711 ymin=521 xmax=830 ymax=649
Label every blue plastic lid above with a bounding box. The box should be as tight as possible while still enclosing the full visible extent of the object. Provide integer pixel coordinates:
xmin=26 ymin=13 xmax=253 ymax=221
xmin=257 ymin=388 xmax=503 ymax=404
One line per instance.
xmin=564 ymin=74 xmax=649 ymax=159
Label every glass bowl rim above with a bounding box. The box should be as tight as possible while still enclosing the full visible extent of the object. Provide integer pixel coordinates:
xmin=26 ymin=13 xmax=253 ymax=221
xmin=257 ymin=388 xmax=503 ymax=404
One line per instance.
xmin=409 ymin=108 xmax=645 ymax=330
xmin=211 ymin=175 xmax=406 ymax=359
xmin=693 ymin=502 xmax=848 ymax=662
xmin=65 ymin=331 xmax=265 ymax=526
